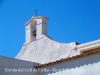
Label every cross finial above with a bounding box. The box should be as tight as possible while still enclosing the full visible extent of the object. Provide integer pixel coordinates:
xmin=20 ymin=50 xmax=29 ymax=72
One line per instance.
xmin=35 ymin=9 xmax=37 ymax=16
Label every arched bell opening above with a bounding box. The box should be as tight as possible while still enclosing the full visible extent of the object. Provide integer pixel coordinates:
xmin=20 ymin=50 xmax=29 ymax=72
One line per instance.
xmin=30 ymin=20 xmax=37 ymax=36
xmin=33 ymin=25 xmax=36 ymax=36
xmin=30 ymin=20 xmax=37 ymax=41
xmin=25 ymin=16 xmax=48 ymax=44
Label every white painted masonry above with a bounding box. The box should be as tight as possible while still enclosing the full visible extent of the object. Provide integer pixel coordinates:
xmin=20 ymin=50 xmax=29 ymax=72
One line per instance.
xmin=0 ymin=16 xmax=100 ymax=75
xmin=77 ymin=39 xmax=100 ymax=54
xmin=38 ymin=53 xmax=100 ymax=75
xmin=25 ymin=16 xmax=48 ymax=44
xmin=0 ymin=55 xmax=38 ymax=75
xmin=16 ymin=35 xmax=77 ymax=64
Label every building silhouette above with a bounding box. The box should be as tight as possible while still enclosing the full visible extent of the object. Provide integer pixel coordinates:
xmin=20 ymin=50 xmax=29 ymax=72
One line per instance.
xmin=0 ymin=16 xmax=100 ymax=75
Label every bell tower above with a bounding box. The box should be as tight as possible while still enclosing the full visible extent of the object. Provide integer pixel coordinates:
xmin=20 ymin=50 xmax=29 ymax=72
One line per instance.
xmin=25 ymin=16 xmax=48 ymax=44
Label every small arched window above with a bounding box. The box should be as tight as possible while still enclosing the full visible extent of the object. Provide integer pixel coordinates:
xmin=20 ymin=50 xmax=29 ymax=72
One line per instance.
xmin=33 ymin=25 xmax=37 ymax=36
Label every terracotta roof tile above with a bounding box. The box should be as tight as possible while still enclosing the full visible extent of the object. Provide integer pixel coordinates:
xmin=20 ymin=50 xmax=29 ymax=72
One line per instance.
xmin=34 ymin=47 xmax=100 ymax=69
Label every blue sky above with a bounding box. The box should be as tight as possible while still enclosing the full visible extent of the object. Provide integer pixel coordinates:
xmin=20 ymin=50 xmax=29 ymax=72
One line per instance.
xmin=0 ymin=0 xmax=100 ymax=58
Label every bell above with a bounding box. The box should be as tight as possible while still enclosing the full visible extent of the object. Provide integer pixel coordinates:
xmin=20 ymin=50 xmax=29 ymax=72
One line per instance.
xmin=33 ymin=30 xmax=36 ymax=36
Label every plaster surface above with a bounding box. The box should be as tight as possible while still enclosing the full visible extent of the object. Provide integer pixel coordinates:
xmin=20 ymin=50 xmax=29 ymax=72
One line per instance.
xmin=77 ymin=39 xmax=100 ymax=54
xmin=1 ymin=16 xmax=100 ymax=75
xmin=16 ymin=35 xmax=77 ymax=64
xmin=25 ymin=16 xmax=48 ymax=44
xmin=37 ymin=53 xmax=100 ymax=75
xmin=0 ymin=55 xmax=38 ymax=75
xmin=16 ymin=16 xmax=100 ymax=65
xmin=16 ymin=34 xmax=100 ymax=64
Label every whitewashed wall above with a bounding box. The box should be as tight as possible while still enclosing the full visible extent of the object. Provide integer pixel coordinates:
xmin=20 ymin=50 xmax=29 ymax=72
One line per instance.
xmin=16 ymin=36 xmax=77 ymax=64
xmin=37 ymin=53 xmax=100 ymax=75
xmin=0 ymin=55 xmax=38 ymax=75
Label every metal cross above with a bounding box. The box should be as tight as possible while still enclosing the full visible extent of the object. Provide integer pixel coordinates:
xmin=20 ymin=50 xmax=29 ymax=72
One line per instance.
xmin=35 ymin=9 xmax=37 ymax=16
